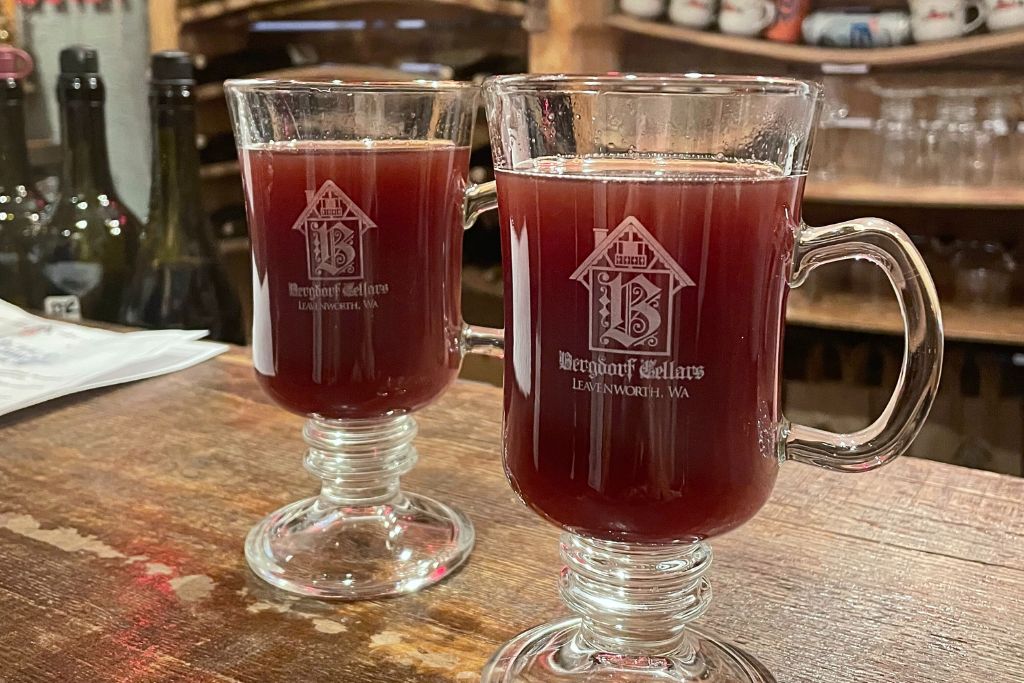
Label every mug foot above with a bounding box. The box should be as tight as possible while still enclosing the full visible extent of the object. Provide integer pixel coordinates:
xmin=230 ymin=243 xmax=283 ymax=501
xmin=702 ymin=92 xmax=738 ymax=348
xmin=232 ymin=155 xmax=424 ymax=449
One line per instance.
xmin=245 ymin=491 xmax=474 ymax=600
xmin=482 ymin=616 xmax=775 ymax=682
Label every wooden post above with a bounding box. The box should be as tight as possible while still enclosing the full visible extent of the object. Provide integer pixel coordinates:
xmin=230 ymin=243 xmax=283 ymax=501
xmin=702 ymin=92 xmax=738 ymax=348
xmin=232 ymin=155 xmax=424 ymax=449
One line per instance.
xmin=148 ymin=0 xmax=181 ymax=52
xmin=527 ymin=0 xmax=621 ymax=73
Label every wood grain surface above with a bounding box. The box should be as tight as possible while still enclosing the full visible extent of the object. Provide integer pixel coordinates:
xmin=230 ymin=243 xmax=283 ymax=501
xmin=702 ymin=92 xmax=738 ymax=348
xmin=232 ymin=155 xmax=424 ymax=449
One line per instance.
xmin=1 ymin=347 xmax=1022 ymax=682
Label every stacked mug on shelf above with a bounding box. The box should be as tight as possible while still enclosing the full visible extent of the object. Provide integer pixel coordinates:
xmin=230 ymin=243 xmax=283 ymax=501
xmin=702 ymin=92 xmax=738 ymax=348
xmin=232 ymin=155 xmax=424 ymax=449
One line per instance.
xmin=619 ymin=0 xmax=1024 ymax=44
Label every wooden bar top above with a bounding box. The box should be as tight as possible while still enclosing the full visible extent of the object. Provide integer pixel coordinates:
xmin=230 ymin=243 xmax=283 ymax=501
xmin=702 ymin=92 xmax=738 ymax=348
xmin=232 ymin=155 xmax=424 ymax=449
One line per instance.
xmin=2 ymin=347 xmax=1022 ymax=682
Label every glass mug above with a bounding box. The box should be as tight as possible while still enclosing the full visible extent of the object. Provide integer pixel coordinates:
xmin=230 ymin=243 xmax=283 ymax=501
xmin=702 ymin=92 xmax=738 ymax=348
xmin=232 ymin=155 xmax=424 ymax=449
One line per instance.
xmin=225 ymin=80 xmax=501 ymax=599
xmin=476 ymin=75 xmax=943 ymax=682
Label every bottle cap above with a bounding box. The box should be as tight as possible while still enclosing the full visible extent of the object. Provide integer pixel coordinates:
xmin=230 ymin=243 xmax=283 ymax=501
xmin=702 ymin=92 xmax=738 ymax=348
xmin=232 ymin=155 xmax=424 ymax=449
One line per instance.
xmin=59 ymin=45 xmax=99 ymax=75
xmin=151 ymin=51 xmax=194 ymax=84
xmin=0 ymin=46 xmax=34 ymax=80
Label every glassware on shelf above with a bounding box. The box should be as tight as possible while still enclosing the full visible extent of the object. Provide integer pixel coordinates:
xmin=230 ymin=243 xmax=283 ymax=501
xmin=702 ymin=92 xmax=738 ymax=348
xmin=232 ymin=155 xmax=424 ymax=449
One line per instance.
xmin=225 ymin=80 xmax=501 ymax=599
xmin=928 ymin=87 xmax=993 ymax=187
xmin=952 ymin=239 xmax=1017 ymax=308
xmin=850 ymin=259 xmax=893 ymax=300
xmin=913 ymin=233 xmax=955 ymax=300
xmin=477 ymin=73 xmax=944 ymax=683
xmin=981 ymin=85 xmax=1023 ymax=186
xmin=811 ymin=76 xmax=872 ymax=182
xmin=871 ymin=85 xmax=929 ymax=186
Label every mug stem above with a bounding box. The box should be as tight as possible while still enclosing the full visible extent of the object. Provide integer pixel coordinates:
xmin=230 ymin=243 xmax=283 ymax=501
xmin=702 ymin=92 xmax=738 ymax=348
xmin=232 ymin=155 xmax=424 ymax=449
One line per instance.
xmin=560 ymin=533 xmax=713 ymax=657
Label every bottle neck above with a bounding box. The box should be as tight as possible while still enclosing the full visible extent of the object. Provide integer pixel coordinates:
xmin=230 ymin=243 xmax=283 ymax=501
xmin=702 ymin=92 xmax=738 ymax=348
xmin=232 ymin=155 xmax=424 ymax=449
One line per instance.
xmin=60 ymin=98 xmax=116 ymax=195
xmin=148 ymin=84 xmax=205 ymax=246
xmin=0 ymin=83 xmax=31 ymax=192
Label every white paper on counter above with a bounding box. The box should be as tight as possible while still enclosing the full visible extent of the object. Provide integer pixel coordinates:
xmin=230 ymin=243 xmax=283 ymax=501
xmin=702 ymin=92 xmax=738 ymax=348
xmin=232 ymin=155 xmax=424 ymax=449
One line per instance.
xmin=0 ymin=300 xmax=229 ymax=417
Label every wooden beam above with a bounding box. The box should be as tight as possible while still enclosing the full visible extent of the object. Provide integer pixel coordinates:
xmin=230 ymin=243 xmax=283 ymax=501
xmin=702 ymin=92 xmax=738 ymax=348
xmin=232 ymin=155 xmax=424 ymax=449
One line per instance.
xmin=148 ymin=0 xmax=180 ymax=52
xmin=528 ymin=0 xmax=620 ymax=73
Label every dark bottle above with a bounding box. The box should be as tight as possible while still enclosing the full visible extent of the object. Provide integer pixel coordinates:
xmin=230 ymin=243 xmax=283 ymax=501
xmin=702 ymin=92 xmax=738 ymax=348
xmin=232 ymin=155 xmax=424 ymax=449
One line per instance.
xmin=122 ymin=52 xmax=243 ymax=343
xmin=0 ymin=72 xmax=47 ymax=308
xmin=41 ymin=46 xmax=142 ymax=323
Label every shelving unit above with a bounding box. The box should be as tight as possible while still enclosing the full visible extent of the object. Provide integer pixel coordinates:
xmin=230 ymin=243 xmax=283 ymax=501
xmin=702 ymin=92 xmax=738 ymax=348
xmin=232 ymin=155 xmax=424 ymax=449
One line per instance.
xmin=178 ymin=0 xmax=525 ymax=25
xmin=787 ymin=291 xmax=1024 ymax=347
xmin=804 ymin=180 xmax=1024 ymax=210
xmin=605 ymin=14 xmax=1024 ymax=67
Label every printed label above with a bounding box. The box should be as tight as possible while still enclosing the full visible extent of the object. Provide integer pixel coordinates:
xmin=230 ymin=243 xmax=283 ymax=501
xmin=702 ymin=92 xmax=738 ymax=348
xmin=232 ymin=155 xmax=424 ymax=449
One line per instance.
xmin=562 ymin=216 xmax=703 ymax=399
xmin=288 ymin=180 xmax=387 ymax=311
xmin=43 ymin=295 xmax=81 ymax=321
xmin=293 ymin=180 xmax=376 ymax=281
xmin=570 ymin=216 xmax=694 ymax=356
xmin=43 ymin=261 xmax=102 ymax=297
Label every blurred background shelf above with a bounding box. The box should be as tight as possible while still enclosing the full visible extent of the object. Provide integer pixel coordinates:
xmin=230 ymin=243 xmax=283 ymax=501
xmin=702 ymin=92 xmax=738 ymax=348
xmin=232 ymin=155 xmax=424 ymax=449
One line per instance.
xmin=179 ymin=0 xmax=526 ymax=24
xmin=804 ymin=181 xmax=1024 ymax=210
xmin=606 ymin=14 xmax=1024 ymax=67
xmin=787 ymin=291 xmax=1024 ymax=346
xmin=464 ymin=266 xmax=1024 ymax=348
xmin=199 ymin=160 xmax=240 ymax=180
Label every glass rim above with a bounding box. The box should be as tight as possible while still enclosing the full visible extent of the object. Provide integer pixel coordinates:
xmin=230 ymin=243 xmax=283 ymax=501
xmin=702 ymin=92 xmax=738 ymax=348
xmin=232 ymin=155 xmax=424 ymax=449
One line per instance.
xmin=224 ymin=78 xmax=479 ymax=95
xmin=483 ymin=73 xmax=822 ymax=98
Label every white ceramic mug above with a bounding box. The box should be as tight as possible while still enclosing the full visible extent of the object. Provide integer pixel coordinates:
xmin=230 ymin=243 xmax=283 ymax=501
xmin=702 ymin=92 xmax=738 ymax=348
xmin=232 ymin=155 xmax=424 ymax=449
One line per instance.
xmin=620 ymin=0 xmax=667 ymax=19
xmin=802 ymin=11 xmax=912 ymax=46
xmin=985 ymin=0 xmax=1024 ymax=30
xmin=909 ymin=0 xmax=987 ymax=41
xmin=669 ymin=0 xmax=718 ymax=27
xmin=719 ymin=0 xmax=777 ymax=35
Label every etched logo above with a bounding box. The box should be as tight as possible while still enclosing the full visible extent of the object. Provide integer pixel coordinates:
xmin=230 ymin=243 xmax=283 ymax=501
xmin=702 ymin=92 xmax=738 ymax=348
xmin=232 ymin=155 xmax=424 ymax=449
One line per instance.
xmin=570 ymin=216 xmax=694 ymax=356
xmin=292 ymin=180 xmax=376 ymax=281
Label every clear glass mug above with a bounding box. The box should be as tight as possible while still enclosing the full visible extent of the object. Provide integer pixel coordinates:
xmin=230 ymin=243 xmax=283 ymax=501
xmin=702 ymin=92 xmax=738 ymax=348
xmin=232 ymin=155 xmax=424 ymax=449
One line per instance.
xmin=225 ymin=80 xmax=500 ymax=600
xmin=474 ymin=74 xmax=944 ymax=682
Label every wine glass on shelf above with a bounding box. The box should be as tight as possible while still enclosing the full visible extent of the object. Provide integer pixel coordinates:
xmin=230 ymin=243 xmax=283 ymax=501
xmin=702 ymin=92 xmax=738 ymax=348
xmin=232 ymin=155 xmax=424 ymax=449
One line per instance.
xmin=475 ymin=73 xmax=944 ymax=682
xmin=952 ymin=239 xmax=1017 ymax=309
xmin=929 ymin=86 xmax=993 ymax=186
xmin=980 ymin=85 xmax=1023 ymax=187
xmin=225 ymin=80 xmax=501 ymax=599
xmin=870 ymin=84 xmax=929 ymax=186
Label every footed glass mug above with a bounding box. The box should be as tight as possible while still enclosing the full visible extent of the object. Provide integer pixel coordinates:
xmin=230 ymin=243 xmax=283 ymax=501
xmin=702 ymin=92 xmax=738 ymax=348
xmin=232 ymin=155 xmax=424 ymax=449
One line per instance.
xmin=478 ymin=74 xmax=943 ymax=681
xmin=225 ymin=80 xmax=501 ymax=599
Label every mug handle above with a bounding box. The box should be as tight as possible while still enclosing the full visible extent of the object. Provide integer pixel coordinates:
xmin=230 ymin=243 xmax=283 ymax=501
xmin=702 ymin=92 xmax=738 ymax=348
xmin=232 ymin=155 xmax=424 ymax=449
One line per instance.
xmin=461 ymin=180 xmax=505 ymax=357
xmin=963 ymin=0 xmax=988 ymax=33
xmin=758 ymin=0 xmax=778 ymax=30
xmin=784 ymin=217 xmax=943 ymax=472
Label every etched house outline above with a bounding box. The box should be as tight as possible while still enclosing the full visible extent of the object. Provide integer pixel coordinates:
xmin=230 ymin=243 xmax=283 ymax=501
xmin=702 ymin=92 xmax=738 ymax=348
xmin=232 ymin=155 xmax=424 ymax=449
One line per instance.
xmin=570 ymin=216 xmax=695 ymax=356
xmin=291 ymin=180 xmax=377 ymax=281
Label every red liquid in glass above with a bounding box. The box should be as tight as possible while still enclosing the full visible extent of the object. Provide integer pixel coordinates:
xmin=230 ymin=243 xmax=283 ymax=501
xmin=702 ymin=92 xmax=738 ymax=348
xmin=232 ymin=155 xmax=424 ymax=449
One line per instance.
xmin=241 ymin=141 xmax=469 ymax=418
xmin=497 ymin=157 xmax=803 ymax=543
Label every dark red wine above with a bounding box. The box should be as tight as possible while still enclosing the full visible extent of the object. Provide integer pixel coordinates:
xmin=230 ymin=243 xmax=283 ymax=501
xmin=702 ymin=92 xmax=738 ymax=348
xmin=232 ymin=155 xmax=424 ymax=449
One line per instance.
xmin=497 ymin=157 xmax=802 ymax=543
xmin=241 ymin=141 xmax=470 ymax=418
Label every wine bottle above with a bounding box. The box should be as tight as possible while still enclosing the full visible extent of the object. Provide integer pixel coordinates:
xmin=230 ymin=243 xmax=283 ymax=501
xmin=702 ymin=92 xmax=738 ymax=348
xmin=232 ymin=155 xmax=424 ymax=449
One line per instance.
xmin=40 ymin=46 xmax=142 ymax=323
xmin=122 ymin=52 xmax=243 ymax=343
xmin=0 ymin=73 xmax=47 ymax=308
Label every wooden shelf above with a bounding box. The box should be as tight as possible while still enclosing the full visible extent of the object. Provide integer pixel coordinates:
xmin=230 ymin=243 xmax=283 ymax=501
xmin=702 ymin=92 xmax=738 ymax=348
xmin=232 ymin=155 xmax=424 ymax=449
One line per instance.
xmin=788 ymin=291 xmax=1024 ymax=347
xmin=200 ymin=160 xmax=240 ymax=180
xmin=468 ymin=269 xmax=1024 ymax=346
xmin=804 ymin=180 xmax=1024 ymax=210
xmin=194 ymin=64 xmax=420 ymax=103
xmin=180 ymin=0 xmax=524 ymax=25
xmin=606 ymin=14 xmax=1024 ymax=67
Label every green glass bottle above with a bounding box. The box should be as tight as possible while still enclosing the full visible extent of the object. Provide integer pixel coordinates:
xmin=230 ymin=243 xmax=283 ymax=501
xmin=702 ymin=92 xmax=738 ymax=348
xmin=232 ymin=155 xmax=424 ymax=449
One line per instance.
xmin=41 ymin=46 xmax=141 ymax=323
xmin=0 ymin=74 xmax=46 ymax=308
xmin=122 ymin=52 xmax=243 ymax=343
